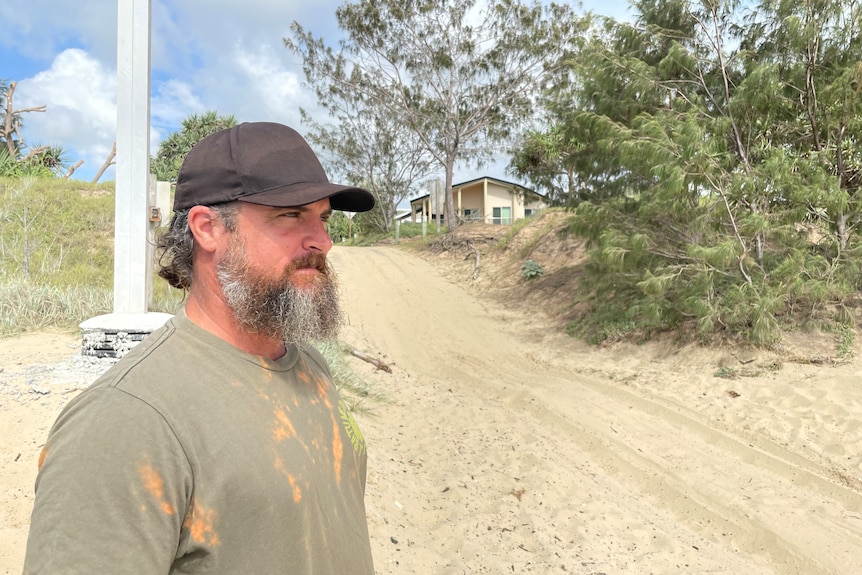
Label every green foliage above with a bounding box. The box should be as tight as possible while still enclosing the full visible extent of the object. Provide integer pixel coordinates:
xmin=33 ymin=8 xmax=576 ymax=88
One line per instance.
xmin=314 ymin=340 xmax=388 ymax=415
xmin=0 ymin=177 xmax=192 ymax=336
xmin=836 ymin=323 xmax=855 ymax=360
xmin=1 ymin=81 xmax=74 ymax=178
xmin=327 ymin=211 xmax=355 ymax=243
xmin=522 ymin=0 xmax=862 ymax=345
xmin=713 ymin=366 xmax=737 ymax=379
xmin=495 ymin=213 xmax=543 ymax=251
xmin=395 ymin=221 xmax=436 ymax=239
xmin=287 ymin=0 xmax=589 ymax=228
xmin=151 ymin=111 xmax=237 ymax=182
xmin=0 ymin=177 xmax=115 ymax=286
xmin=520 ymin=259 xmax=545 ymax=280
xmin=0 ymin=146 xmax=61 ymax=178
xmin=0 ymin=280 xmax=112 ymax=336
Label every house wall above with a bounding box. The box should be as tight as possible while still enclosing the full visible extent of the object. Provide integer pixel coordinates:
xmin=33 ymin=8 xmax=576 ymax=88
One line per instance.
xmin=411 ymin=178 xmax=549 ymax=224
xmin=524 ymin=195 xmax=547 ymax=216
xmin=483 ymin=182 xmax=518 ymax=222
xmin=456 ymin=187 xmax=483 ymax=221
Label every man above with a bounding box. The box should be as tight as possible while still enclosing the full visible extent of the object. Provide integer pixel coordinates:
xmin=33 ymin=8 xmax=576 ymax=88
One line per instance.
xmin=23 ymin=122 xmax=376 ymax=574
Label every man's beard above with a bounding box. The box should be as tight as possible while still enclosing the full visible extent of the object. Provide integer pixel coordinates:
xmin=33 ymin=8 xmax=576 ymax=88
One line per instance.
xmin=215 ymin=236 xmax=342 ymax=347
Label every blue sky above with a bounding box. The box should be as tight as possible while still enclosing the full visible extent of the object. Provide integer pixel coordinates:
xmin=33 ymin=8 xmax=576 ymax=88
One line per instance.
xmin=0 ymin=0 xmax=634 ymax=183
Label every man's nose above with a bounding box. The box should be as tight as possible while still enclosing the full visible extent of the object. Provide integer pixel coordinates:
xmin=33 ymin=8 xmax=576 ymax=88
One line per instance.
xmin=304 ymin=218 xmax=333 ymax=254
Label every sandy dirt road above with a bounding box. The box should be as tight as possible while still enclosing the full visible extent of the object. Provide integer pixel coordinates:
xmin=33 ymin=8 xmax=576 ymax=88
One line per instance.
xmin=330 ymin=245 xmax=862 ymax=575
xmin=2 ymin=244 xmax=861 ymax=574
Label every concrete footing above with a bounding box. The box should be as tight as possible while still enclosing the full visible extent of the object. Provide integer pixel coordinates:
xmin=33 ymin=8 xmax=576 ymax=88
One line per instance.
xmin=80 ymin=312 xmax=173 ymax=358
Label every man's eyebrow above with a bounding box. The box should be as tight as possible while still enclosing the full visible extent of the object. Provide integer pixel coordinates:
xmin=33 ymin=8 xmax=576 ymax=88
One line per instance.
xmin=278 ymin=205 xmax=332 ymax=212
xmin=278 ymin=205 xmax=333 ymax=216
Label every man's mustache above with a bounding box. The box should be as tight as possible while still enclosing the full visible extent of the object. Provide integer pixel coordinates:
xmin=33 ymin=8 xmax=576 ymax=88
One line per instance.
xmin=287 ymin=253 xmax=328 ymax=274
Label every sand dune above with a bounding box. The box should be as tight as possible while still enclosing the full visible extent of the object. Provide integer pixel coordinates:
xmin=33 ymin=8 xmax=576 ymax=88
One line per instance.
xmin=1 ymin=244 xmax=861 ymax=574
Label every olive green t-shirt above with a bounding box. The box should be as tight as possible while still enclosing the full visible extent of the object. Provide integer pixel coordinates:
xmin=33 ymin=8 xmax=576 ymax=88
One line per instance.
xmin=24 ymin=311 xmax=373 ymax=574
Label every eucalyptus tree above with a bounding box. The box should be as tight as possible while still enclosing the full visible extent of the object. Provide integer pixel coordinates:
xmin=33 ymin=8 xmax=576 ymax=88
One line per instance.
xmin=150 ymin=111 xmax=237 ymax=182
xmin=286 ymin=0 xmax=588 ymax=228
xmin=299 ymin=98 xmax=435 ymax=232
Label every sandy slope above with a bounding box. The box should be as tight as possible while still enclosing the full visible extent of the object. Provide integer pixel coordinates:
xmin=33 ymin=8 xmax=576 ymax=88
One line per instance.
xmin=2 ymin=244 xmax=861 ymax=574
xmin=334 ymin=246 xmax=862 ymax=575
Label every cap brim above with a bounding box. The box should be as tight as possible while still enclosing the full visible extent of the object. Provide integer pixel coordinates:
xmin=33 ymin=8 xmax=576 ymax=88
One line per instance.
xmin=237 ymin=182 xmax=375 ymax=212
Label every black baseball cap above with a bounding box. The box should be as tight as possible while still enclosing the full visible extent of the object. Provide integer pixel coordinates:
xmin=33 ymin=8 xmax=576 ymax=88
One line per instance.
xmin=173 ymin=122 xmax=374 ymax=212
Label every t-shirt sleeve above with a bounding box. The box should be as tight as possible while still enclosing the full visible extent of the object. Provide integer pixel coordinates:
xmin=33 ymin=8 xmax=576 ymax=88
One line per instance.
xmin=23 ymin=387 xmax=191 ymax=574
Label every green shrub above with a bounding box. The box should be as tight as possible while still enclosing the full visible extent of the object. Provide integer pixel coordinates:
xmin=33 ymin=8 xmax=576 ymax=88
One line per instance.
xmin=520 ymin=259 xmax=545 ymax=280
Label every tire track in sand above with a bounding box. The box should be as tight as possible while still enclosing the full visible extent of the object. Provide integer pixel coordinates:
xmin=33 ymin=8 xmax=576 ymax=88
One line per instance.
xmin=331 ymin=245 xmax=862 ymax=575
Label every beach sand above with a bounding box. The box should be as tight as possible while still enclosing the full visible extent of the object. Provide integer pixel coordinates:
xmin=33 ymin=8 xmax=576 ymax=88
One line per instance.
xmin=2 ymin=243 xmax=861 ymax=574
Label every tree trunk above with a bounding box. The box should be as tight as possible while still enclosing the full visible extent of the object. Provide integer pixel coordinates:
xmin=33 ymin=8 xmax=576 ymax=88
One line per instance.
xmin=91 ymin=142 xmax=116 ymax=183
xmin=64 ymin=160 xmax=84 ymax=179
xmin=837 ymin=213 xmax=849 ymax=252
xmin=444 ymin=157 xmax=458 ymax=229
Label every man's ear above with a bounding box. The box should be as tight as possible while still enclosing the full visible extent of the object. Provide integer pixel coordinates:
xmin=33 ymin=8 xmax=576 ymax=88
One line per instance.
xmin=187 ymin=205 xmax=229 ymax=254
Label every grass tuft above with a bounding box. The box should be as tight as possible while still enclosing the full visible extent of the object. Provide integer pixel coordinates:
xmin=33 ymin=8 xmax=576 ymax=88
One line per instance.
xmin=0 ymin=279 xmax=112 ymax=336
xmin=315 ymin=340 xmax=388 ymax=414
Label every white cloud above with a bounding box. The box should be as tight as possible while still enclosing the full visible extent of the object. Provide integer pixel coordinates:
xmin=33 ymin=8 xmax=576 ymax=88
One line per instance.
xmin=2 ymin=0 xmax=630 ymax=182
xmin=0 ymin=0 xmax=117 ymax=63
xmin=150 ymin=79 xmax=207 ymax=144
xmin=16 ymin=49 xmax=117 ymax=178
xmin=231 ymin=41 xmax=310 ymax=126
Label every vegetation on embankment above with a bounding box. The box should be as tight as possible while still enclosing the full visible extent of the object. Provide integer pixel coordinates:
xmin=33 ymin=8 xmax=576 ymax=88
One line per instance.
xmin=0 ymin=177 xmax=182 ymax=336
xmin=413 ymin=209 xmax=859 ymax=355
xmin=3 ymin=176 xmax=857 ymax=356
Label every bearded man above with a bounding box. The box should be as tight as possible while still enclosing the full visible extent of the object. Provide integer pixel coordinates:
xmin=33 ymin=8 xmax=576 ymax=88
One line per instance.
xmin=23 ymin=122 xmax=376 ymax=574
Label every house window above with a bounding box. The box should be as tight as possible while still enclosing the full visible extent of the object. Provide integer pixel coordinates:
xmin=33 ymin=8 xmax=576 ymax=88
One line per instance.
xmin=525 ymin=209 xmax=534 ymax=217
xmin=492 ymin=206 xmax=511 ymax=225
xmin=463 ymin=208 xmax=479 ymax=221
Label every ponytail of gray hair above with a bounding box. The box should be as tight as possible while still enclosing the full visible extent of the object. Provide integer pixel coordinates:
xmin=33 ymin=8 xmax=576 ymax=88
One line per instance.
xmin=156 ymin=203 xmax=239 ymax=290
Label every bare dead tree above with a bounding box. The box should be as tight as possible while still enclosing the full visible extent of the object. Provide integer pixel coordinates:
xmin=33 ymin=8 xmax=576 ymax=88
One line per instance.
xmin=20 ymin=145 xmax=48 ymax=162
xmin=2 ymin=81 xmax=47 ymax=158
xmin=64 ymin=160 xmax=84 ymax=179
xmin=91 ymin=141 xmax=116 ymax=183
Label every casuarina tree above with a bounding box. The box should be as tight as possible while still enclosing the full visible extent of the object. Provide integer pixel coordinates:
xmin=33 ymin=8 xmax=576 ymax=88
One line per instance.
xmin=285 ymin=0 xmax=588 ymax=229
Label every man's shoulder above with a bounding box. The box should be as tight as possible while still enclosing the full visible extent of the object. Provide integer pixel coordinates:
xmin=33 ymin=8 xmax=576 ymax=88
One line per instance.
xmin=300 ymin=345 xmax=331 ymax=374
xmin=87 ymin=316 xmax=195 ymax=393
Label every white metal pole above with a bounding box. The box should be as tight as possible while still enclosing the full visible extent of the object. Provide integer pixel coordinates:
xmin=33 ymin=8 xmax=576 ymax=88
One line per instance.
xmin=114 ymin=0 xmax=152 ymax=314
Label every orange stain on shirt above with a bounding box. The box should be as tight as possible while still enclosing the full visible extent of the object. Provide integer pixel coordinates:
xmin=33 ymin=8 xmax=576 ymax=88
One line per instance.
xmin=331 ymin=415 xmax=343 ymax=482
xmin=37 ymin=445 xmax=49 ymax=471
xmin=288 ymin=473 xmax=302 ymax=503
xmin=273 ymin=408 xmax=297 ymax=442
xmin=184 ymin=499 xmax=221 ymax=547
xmin=273 ymin=455 xmax=303 ymax=503
xmin=313 ymin=373 xmax=331 ymax=400
xmin=138 ymin=463 xmax=176 ymax=516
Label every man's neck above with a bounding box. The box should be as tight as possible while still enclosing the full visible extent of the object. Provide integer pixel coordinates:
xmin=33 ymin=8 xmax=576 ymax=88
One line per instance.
xmin=184 ymin=291 xmax=286 ymax=361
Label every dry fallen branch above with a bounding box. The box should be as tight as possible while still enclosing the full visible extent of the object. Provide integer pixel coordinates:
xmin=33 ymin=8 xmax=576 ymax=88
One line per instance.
xmin=466 ymin=239 xmax=481 ymax=280
xmin=345 ymin=345 xmax=392 ymax=373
